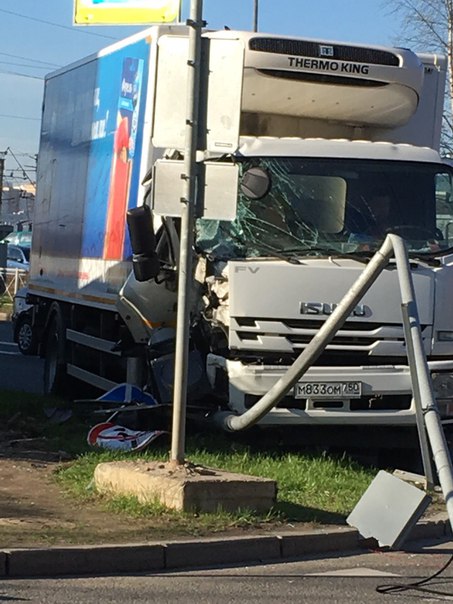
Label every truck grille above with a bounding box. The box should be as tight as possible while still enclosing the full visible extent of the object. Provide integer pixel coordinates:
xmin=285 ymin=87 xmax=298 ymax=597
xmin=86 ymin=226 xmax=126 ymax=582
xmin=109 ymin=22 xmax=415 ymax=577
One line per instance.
xmin=230 ymin=317 xmax=429 ymax=363
xmin=249 ymin=37 xmax=400 ymax=67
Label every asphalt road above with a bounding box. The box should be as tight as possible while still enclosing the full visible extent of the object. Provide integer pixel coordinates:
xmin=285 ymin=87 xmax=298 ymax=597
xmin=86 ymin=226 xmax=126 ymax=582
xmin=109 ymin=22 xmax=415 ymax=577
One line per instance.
xmin=2 ymin=538 xmax=453 ymax=603
xmin=0 ymin=319 xmax=44 ymax=394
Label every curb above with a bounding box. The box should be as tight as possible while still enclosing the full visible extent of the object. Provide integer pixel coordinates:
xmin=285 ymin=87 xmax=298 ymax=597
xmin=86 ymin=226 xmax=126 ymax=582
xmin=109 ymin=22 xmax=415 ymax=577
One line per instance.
xmin=1 ymin=517 xmax=450 ymax=578
xmin=0 ymin=312 xmax=11 ymax=322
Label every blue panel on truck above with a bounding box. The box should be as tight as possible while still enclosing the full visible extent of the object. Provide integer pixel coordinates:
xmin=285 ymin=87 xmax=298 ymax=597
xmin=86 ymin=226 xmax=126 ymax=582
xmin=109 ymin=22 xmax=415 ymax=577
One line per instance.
xmin=83 ymin=39 xmax=150 ymax=261
xmin=30 ymin=31 xmax=153 ymax=306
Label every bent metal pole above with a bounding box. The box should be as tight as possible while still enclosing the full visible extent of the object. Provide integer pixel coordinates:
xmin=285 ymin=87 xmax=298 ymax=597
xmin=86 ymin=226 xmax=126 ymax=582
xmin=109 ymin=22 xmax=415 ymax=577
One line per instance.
xmin=215 ymin=234 xmax=453 ymax=531
xmin=390 ymin=234 xmax=453 ymax=530
xmin=216 ymin=236 xmax=395 ymax=432
xmin=170 ymin=0 xmax=204 ymax=465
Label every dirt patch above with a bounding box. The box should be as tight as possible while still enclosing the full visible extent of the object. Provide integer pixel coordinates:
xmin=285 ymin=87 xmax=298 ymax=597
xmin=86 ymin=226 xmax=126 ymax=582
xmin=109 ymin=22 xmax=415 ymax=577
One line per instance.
xmin=0 ymin=434 xmax=175 ymax=547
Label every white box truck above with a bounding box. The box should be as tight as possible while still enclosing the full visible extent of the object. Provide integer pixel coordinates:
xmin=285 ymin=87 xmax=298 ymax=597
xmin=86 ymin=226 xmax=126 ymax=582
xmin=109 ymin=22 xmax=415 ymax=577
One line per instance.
xmin=25 ymin=26 xmax=453 ymax=443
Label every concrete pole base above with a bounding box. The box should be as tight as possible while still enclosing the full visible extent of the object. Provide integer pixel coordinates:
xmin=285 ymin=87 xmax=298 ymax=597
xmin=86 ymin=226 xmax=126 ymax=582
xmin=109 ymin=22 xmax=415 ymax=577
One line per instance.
xmin=94 ymin=460 xmax=277 ymax=513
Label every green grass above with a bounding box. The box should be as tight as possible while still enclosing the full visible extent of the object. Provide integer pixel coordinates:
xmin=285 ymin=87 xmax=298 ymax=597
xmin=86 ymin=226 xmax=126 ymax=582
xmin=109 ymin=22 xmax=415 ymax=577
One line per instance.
xmin=0 ymin=293 xmax=12 ymax=312
xmin=0 ymin=388 xmax=376 ymax=529
xmin=55 ymin=433 xmax=375 ymax=525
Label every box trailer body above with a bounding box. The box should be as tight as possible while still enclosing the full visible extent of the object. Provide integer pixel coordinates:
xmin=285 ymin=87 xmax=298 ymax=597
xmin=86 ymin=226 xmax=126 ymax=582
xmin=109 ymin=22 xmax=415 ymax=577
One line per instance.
xmin=26 ymin=28 xmax=453 ymax=439
xmin=30 ymin=28 xmax=161 ymax=308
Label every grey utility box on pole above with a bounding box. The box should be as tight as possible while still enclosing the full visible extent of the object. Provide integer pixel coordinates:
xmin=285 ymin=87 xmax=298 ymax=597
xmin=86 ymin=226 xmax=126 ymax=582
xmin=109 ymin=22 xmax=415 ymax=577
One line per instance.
xmin=152 ymin=159 xmax=238 ymax=220
xmin=347 ymin=470 xmax=431 ymax=549
xmin=152 ymin=35 xmax=244 ymax=153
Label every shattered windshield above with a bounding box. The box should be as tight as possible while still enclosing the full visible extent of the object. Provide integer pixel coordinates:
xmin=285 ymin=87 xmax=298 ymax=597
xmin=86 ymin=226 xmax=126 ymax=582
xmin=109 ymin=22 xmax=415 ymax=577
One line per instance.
xmin=196 ymin=157 xmax=453 ymax=260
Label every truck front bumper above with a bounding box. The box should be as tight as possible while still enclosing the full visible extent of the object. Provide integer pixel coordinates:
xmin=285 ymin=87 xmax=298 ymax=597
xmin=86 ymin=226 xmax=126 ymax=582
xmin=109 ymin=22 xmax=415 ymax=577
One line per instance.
xmin=207 ymin=355 xmax=453 ymax=426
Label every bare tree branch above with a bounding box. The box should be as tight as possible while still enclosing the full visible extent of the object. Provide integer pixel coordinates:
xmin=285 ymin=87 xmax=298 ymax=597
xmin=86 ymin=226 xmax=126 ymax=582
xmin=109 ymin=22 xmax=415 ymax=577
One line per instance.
xmin=384 ymin=0 xmax=447 ymax=50
xmin=383 ymin=0 xmax=453 ymax=153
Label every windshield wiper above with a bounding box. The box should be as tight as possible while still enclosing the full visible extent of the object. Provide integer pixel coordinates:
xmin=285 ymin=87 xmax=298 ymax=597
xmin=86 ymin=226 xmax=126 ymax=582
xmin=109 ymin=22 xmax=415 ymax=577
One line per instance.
xmin=280 ymin=246 xmax=371 ymax=264
xmin=252 ymin=241 xmax=303 ymax=264
xmin=413 ymin=245 xmax=453 ymax=260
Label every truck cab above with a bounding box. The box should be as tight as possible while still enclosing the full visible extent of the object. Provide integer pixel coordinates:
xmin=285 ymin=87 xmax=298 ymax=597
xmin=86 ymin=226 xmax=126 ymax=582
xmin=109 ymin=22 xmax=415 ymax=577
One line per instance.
xmin=190 ymin=138 xmax=453 ymax=426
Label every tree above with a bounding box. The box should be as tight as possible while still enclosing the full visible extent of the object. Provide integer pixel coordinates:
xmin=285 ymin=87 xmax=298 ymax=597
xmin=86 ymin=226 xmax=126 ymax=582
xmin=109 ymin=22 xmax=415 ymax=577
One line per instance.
xmin=386 ymin=0 xmax=453 ymax=152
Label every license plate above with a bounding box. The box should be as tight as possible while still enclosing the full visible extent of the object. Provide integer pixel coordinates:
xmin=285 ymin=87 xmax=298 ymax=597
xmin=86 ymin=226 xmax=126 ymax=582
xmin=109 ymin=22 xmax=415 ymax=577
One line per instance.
xmin=294 ymin=381 xmax=362 ymax=399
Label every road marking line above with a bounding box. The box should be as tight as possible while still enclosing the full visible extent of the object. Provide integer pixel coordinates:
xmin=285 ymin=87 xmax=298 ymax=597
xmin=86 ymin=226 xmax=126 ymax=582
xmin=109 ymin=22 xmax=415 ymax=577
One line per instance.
xmin=305 ymin=568 xmax=401 ymax=577
xmin=0 ymin=351 xmax=20 ymax=356
xmin=0 ymin=341 xmax=16 ymax=347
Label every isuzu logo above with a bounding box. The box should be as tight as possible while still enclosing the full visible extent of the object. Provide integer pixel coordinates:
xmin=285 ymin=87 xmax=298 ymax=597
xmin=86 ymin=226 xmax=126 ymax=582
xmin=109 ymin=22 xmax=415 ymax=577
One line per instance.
xmin=300 ymin=302 xmax=368 ymax=317
xmin=319 ymin=45 xmax=334 ymax=57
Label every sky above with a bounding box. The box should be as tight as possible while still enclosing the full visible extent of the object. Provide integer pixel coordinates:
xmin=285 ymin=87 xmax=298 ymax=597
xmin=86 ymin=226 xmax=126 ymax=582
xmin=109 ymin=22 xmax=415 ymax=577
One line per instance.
xmin=0 ymin=0 xmax=402 ymax=182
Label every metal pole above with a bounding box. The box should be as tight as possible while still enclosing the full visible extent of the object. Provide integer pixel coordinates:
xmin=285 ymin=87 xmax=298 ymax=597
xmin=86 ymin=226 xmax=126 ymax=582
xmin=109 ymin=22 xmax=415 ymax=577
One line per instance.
xmin=390 ymin=234 xmax=453 ymax=530
xmin=401 ymin=302 xmax=434 ymax=489
xmin=253 ymin=0 xmax=258 ymax=32
xmin=170 ymin=0 xmax=204 ymax=464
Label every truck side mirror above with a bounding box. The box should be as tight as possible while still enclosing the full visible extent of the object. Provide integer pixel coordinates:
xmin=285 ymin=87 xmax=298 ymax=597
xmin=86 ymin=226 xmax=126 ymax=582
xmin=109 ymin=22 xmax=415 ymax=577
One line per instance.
xmin=240 ymin=167 xmax=271 ymax=200
xmin=126 ymin=205 xmax=160 ymax=282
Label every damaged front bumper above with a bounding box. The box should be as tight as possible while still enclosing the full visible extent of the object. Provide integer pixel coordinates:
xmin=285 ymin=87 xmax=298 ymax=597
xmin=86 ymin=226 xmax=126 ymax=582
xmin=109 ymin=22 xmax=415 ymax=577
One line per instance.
xmin=207 ymin=354 xmax=453 ymax=427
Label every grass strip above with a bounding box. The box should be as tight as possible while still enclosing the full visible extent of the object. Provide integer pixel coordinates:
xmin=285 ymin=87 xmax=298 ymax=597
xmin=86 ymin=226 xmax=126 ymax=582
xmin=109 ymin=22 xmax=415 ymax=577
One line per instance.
xmin=56 ymin=434 xmax=375 ymax=526
xmin=0 ymin=388 xmax=376 ymax=530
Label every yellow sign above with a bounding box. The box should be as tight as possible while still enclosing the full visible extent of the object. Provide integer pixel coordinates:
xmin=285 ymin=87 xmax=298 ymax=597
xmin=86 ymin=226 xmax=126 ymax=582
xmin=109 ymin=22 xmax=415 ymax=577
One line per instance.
xmin=74 ymin=0 xmax=180 ymax=25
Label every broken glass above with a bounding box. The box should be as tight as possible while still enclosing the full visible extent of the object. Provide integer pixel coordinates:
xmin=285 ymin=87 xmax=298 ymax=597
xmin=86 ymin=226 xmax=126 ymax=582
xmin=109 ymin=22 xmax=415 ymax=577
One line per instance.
xmin=195 ymin=157 xmax=453 ymax=260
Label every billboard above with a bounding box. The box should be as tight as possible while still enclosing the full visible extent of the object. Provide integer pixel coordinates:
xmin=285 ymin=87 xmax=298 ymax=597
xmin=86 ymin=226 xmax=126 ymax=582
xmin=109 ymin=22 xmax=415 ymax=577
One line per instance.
xmin=74 ymin=0 xmax=179 ymax=25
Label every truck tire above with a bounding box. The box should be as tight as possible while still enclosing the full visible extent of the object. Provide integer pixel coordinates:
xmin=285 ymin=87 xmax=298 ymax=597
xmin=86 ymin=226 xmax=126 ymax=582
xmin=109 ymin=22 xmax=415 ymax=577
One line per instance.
xmin=43 ymin=310 xmax=67 ymax=396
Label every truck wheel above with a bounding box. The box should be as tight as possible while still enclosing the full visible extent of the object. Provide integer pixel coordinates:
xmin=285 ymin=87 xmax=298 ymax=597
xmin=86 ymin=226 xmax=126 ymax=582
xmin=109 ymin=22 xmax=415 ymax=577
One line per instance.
xmin=43 ymin=313 xmax=67 ymax=396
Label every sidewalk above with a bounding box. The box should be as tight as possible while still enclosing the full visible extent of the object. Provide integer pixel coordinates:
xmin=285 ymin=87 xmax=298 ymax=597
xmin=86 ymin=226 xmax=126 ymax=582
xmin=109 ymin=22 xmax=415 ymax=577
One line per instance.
xmin=0 ymin=514 xmax=450 ymax=578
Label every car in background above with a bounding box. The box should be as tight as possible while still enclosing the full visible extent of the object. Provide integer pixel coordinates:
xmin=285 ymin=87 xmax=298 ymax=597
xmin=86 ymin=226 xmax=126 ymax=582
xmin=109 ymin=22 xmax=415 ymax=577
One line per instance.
xmin=11 ymin=287 xmax=37 ymax=355
xmin=7 ymin=244 xmax=30 ymax=270
xmin=6 ymin=230 xmax=32 ymax=248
